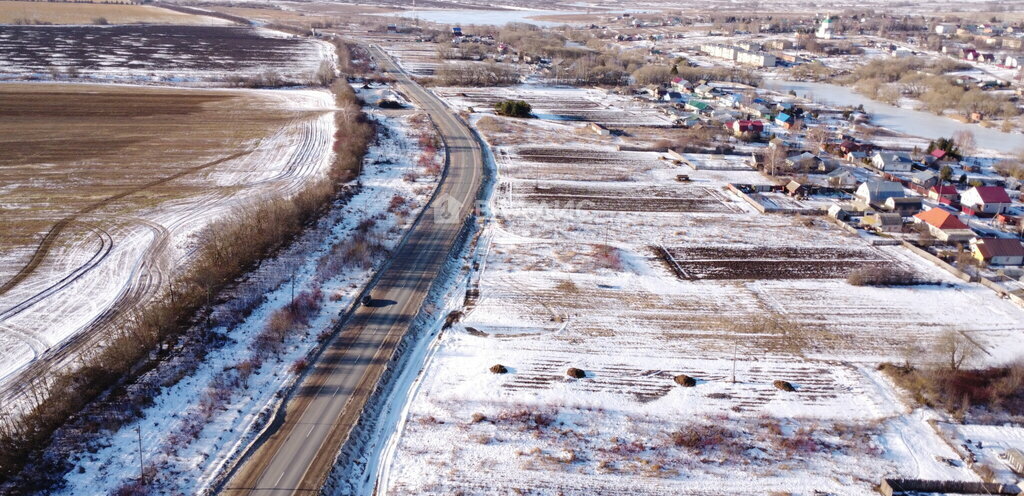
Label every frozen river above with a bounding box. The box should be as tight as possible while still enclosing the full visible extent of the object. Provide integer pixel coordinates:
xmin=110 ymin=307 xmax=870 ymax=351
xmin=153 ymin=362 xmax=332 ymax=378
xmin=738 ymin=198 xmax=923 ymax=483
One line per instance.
xmin=764 ymin=79 xmax=1024 ymax=154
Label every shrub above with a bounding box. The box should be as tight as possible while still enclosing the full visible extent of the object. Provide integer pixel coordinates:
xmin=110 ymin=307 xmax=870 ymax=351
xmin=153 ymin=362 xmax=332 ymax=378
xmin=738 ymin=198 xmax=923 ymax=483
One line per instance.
xmin=566 ymin=367 xmax=586 ymax=379
xmin=494 ymin=99 xmax=532 ymax=118
xmin=490 ymin=364 xmax=508 ymax=374
xmin=773 ymin=380 xmax=796 ymax=392
xmin=879 ymin=361 xmax=1024 ymax=417
xmin=91 ymin=17 xmax=108 ymax=25
xmin=378 ymin=99 xmax=403 ymax=109
xmin=847 ymin=266 xmax=933 ymax=286
xmin=674 ymin=374 xmax=697 ymax=387
xmin=670 ymin=424 xmax=735 ymax=452
xmin=290 ymin=358 xmax=309 ymax=374
xmin=471 ymin=412 xmax=487 ymax=423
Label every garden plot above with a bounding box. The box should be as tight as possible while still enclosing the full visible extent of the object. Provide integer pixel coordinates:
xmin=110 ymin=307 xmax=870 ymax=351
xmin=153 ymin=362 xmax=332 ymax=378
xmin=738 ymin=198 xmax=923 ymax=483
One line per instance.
xmin=376 ymin=40 xmax=442 ymax=76
xmin=512 ymin=182 xmax=741 ymax=213
xmin=377 ymin=84 xmax=1024 ymax=494
xmin=0 ymin=25 xmax=330 ymax=84
xmin=496 ymin=146 xmax=669 ymax=182
xmin=666 ymin=245 xmax=890 ymax=280
xmin=437 ymin=86 xmax=673 ymax=127
xmin=678 ymin=153 xmax=753 ymax=171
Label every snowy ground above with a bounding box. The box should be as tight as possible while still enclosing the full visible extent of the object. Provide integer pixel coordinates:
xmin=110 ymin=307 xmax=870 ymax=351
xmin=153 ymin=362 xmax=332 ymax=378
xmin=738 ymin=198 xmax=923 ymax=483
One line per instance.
xmin=54 ymin=86 xmax=443 ymax=495
xmin=0 ymin=25 xmax=331 ymax=85
xmin=375 ymin=85 xmax=1024 ymax=495
xmin=0 ymin=87 xmax=336 ymax=390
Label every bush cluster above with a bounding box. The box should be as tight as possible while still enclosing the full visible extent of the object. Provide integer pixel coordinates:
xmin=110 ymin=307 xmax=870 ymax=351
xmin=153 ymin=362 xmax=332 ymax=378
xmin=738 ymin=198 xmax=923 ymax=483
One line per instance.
xmin=493 ymin=99 xmax=532 ymax=118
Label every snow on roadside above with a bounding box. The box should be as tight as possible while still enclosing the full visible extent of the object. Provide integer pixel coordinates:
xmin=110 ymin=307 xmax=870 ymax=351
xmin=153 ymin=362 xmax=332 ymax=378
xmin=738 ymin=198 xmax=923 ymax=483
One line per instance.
xmin=56 ymin=90 xmax=443 ymax=495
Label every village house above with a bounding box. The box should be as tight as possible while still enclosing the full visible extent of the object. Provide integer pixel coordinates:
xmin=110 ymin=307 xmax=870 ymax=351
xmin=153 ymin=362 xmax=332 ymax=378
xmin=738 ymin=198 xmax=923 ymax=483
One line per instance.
xmin=929 ymin=185 xmax=960 ymax=204
xmin=909 ymin=170 xmax=939 ymax=191
xmin=785 ymin=180 xmax=808 ymax=197
xmin=936 ymin=23 xmax=958 ymax=35
xmin=776 ymin=112 xmax=797 ymax=129
xmin=913 ymin=208 xmax=976 ymax=242
xmin=861 ymin=212 xmax=905 ymax=232
xmin=884 ymin=196 xmax=923 ymax=216
xmin=961 ymin=185 xmax=1012 ymax=216
xmin=856 ymin=180 xmax=907 ymax=207
xmin=871 ymin=151 xmax=914 ymax=173
xmin=663 ymin=91 xmax=686 ymax=103
xmin=826 ymin=167 xmax=858 ymax=189
xmin=970 ymin=237 xmax=1024 ymax=265
xmin=846 ymin=150 xmax=869 ymax=163
xmin=694 ymin=84 xmax=716 ymax=97
xmin=671 ymin=77 xmax=692 ymax=93
xmin=742 ymin=102 xmax=772 ymax=118
xmin=685 ymin=100 xmax=711 ymax=114
xmin=730 ymin=120 xmax=764 ymax=135
xmin=786 ymin=151 xmax=822 ymax=171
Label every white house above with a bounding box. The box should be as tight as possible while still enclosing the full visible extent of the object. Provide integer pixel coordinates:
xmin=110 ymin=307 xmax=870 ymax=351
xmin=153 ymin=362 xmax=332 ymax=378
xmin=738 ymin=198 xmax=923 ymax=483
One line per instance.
xmin=961 ymin=186 xmax=1012 ymax=215
xmin=871 ymin=151 xmax=913 ymax=173
xmin=855 ymin=180 xmax=906 ymax=206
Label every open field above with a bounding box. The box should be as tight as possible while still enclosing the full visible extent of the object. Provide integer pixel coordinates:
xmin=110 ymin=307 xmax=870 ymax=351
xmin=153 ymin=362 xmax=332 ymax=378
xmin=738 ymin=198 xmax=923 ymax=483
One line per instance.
xmin=439 ymin=86 xmax=674 ymax=127
xmin=0 ymin=0 xmax=230 ymax=25
xmin=0 ymin=83 xmax=335 ymax=389
xmin=375 ymin=82 xmax=1024 ymax=495
xmin=0 ymin=25 xmax=331 ymax=84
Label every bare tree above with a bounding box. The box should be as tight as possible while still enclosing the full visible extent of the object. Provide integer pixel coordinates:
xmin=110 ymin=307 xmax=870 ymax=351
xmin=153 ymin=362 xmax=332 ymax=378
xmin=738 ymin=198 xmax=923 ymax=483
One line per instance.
xmin=805 ymin=125 xmax=829 ymax=152
xmin=764 ymin=139 xmax=789 ymax=176
xmin=952 ymin=129 xmax=976 ymax=157
xmin=934 ymin=328 xmax=980 ymax=371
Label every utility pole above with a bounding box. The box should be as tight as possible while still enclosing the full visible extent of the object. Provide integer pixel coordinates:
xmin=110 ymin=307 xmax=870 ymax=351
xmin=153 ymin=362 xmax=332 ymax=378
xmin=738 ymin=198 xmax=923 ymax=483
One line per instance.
xmin=291 ymin=269 xmax=296 ymax=303
xmin=137 ymin=425 xmax=144 ymax=487
xmin=731 ymin=340 xmax=738 ymax=384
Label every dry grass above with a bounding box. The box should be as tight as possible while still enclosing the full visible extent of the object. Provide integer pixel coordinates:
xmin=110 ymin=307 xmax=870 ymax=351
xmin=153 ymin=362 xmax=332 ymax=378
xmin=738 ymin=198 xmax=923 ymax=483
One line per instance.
xmin=0 ymin=83 xmax=322 ymax=278
xmin=0 ymin=1 xmax=224 ymax=25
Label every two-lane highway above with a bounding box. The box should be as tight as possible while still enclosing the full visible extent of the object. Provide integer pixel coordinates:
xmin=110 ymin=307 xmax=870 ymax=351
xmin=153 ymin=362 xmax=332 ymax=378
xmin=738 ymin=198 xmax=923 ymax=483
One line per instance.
xmin=223 ymin=45 xmax=483 ymax=495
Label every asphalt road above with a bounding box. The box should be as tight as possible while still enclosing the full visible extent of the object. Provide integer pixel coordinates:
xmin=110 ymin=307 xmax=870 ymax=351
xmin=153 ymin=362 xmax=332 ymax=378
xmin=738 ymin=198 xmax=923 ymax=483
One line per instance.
xmin=222 ymin=46 xmax=483 ymax=495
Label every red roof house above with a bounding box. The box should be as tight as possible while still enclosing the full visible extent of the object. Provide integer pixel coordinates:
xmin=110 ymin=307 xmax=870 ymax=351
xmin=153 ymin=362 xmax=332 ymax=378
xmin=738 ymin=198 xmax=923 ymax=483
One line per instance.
xmin=971 ymin=238 xmax=1024 ymax=265
xmin=913 ymin=208 xmax=975 ymax=242
xmin=928 ymin=185 xmax=960 ymax=204
xmin=930 ymin=149 xmax=948 ymax=160
xmin=730 ymin=120 xmax=764 ymax=134
xmin=961 ymin=186 xmax=1012 ymax=216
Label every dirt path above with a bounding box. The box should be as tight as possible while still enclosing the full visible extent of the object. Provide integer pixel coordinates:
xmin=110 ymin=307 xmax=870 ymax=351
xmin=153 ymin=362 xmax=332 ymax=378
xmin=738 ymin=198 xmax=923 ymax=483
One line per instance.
xmin=0 ymin=149 xmax=253 ymax=300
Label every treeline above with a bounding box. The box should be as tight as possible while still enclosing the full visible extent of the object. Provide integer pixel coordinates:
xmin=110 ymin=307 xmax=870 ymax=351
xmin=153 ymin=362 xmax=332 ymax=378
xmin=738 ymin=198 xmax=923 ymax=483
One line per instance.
xmin=844 ymin=57 xmax=1020 ymax=119
xmin=434 ymin=62 xmax=519 ymax=86
xmin=0 ymin=59 xmax=373 ymax=487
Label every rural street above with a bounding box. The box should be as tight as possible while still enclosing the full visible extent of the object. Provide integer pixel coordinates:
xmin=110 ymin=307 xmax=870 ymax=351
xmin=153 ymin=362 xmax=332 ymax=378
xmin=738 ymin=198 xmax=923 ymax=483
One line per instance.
xmin=222 ymin=46 xmax=484 ymax=495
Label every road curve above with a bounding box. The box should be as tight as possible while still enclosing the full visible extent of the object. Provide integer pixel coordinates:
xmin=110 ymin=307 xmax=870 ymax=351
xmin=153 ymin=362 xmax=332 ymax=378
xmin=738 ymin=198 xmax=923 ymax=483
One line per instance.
xmin=223 ymin=46 xmax=483 ymax=495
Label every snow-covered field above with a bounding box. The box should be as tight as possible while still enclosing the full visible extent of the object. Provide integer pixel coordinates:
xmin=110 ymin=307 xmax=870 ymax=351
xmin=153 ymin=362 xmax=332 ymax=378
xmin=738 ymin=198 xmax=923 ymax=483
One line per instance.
xmin=0 ymin=25 xmax=331 ymax=85
xmin=54 ymin=87 xmax=443 ymax=494
xmin=0 ymin=87 xmax=334 ymax=396
xmin=375 ymin=86 xmax=1024 ymax=495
